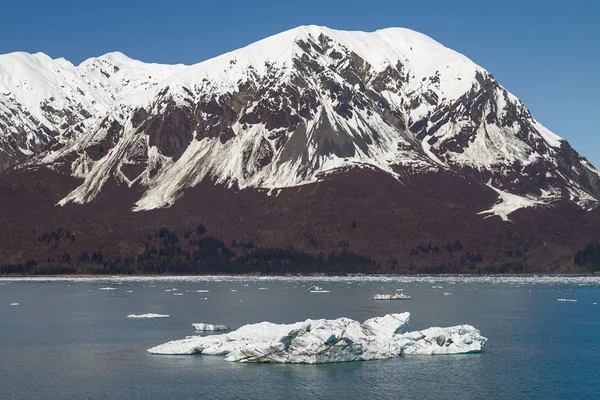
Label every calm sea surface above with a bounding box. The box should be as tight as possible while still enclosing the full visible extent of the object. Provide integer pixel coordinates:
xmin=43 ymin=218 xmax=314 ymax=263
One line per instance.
xmin=1 ymin=276 xmax=599 ymax=399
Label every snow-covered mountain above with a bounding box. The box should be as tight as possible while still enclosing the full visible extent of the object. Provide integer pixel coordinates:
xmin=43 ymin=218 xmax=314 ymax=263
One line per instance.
xmin=2 ymin=25 xmax=599 ymax=217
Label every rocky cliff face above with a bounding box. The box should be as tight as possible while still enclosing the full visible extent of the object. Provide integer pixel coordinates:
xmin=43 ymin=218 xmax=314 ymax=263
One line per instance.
xmin=1 ymin=25 xmax=599 ymax=224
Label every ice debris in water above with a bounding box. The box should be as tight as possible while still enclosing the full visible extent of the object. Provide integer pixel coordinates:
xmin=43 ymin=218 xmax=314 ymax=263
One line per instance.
xmin=127 ymin=313 xmax=170 ymax=319
xmin=193 ymin=323 xmax=229 ymax=331
xmin=10 ymin=303 xmax=20 ymax=306
xmin=148 ymin=313 xmax=486 ymax=363
xmin=99 ymin=287 xmax=116 ymax=290
xmin=557 ymin=298 xmax=577 ymax=303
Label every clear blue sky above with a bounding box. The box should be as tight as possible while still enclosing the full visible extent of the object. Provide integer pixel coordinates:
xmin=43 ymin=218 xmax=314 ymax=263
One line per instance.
xmin=1 ymin=0 xmax=598 ymax=166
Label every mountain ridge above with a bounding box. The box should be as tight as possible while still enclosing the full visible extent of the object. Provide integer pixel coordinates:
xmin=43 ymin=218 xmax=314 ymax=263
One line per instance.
xmin=1 ymin=25 xmax=600 ymax=273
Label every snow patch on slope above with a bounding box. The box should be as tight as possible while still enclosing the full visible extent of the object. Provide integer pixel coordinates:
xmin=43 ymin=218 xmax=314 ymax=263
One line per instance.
xmin=479 ymin=183 xmax=543 ymax=221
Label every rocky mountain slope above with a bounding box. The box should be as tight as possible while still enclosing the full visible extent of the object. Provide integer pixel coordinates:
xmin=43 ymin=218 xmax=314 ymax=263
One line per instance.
xmin=1 ymin=26 xmax=599 ymax=273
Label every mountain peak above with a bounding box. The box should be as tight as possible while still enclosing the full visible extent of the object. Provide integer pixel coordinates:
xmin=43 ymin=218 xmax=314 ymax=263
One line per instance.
xmin=1 ymin=26 xmax=599 ymax=216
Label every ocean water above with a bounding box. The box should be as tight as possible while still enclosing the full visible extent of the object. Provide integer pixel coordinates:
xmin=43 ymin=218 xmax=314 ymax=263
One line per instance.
xmin=1 ymin=276 xmax=599 ymax=400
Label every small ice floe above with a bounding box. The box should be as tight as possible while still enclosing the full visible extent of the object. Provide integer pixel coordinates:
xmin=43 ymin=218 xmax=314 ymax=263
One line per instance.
xmin=149 ymin=285 xmax=157 ymax=288
xmin=10 ymin=303 xmax=20 ymax=306
xmin=258 ymin=288 xmax=268 ymax=290
xmin=165 ymin=289 xmax=172 ymax=292
xmin=557 ymin=298 xmax=577 ymax=303
xmin=193 ymin=323 xmax=229 ymax=332
xmin=244 ymin=284 xmax=249 ymax=287
xmin=127 ymin=313 xmax=170 ymax=319
xmin=196 ymin=290 xmax=209 ymax=293
xmin=174 ymin=293 xmax=183 ymax=296
xmin=308 ymin=286 xmax=330 ymax=293
xmin=125 ymin=290 xmax=133 ymax=293
xmin=230 ymin=289 xmax=238 ymax=292
xmin=432 ymin=286 xmax=444 ymax=289
xmin=99 ymin=287 xmax=116 ymax=291
xmin=373 ymin=293 xmax=412 ymax=300
xmin=172 ymin=288 xmax=178 ymax=291
xmin=443 ymin=292 xmax=453 ymax=296
xmin=593 ymin=303 xmax=597 ymax=305
xmin=148 ymin=313 xmax=486 ymax=362
xmin=396 ymin=289 xmax=404 ymax=292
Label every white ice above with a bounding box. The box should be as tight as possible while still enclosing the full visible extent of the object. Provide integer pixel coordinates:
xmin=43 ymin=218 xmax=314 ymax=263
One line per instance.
xmin=192 ymin=323 xmax=229 ymax=332
xmin=10 ymin=303 xmax=19 ymax=306
xmin=148 ymin=313 xmax=486 ymax=363
xmin=127 ymin=313 xmax=170 ymax=319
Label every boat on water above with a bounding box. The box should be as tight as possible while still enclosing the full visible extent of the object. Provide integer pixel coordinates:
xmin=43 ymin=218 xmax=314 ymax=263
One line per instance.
xmin=372 ymin=293 xmax=412 ymax=300
xmin=308 ymin=286 xmax=323 ymax=291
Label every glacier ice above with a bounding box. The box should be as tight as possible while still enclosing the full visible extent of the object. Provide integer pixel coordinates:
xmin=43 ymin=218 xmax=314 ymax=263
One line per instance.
xmin=192 ymin=323 xmax=229 ymax=332
xmin=147 ymin=313 xmax=486 ymax=363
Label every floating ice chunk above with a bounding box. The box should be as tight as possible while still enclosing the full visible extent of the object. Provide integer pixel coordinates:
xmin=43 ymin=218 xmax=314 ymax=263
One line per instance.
xmin=148 ymin=313 xmax=486 ymax=363
xmin=557 ymin=298 xmax=577 ymax=302
xmin=400 ymin=325 xmax=487 ymax=355
xmin=196 ymin=290 xmax=209 ymax=293
xmin=372 ymin=293 xmax=411 ymax=300
xmin=230 ymin=289 xmax=237 ymax=292
xmin=193 ymin=323 xmax=229 ymax=332
xmin=10 ymin=303 xmax=20 ymax=306
xmin=174 ymin=293 xmax=183 ymax=296
xmin=99 ymin=287 xmax=116 ymax=290
xmin=258 ymin=288 xmax=268 ymax=290
xmin=443 ymin=292 xmax=453 ymax=296
xmin=310 ymin=290 xmax=330 ymax=293
xmin=127 ymin=313 xmax=170 ymax=319
xmin=125 ymin=290 xmax=133 ymax=293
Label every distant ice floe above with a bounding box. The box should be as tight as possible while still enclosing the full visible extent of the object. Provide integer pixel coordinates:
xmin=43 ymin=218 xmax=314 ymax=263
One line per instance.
xmin=174 ymin=293 xmax=183 ymax=296
xmin=127 ymin=313 xmax=170 ymax=319
xmin=372 ymin=293 xmax=411 ymax=300
xmin=99 ymin=287 xmax=117 ymax=290
xmin=10 ymin=303 xmax=20 ymax=306
xmin=193 ymin=323 xmax=229 ymax=332
xmin=557 ymin=298 xmax=577 ymax=303
xmin=148 ymin=313 xmax=486 ymax=363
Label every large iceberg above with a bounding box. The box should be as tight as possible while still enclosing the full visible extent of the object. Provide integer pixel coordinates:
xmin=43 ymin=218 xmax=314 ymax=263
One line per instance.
xmin=147 ymin=313 xmax=486 ymax=363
